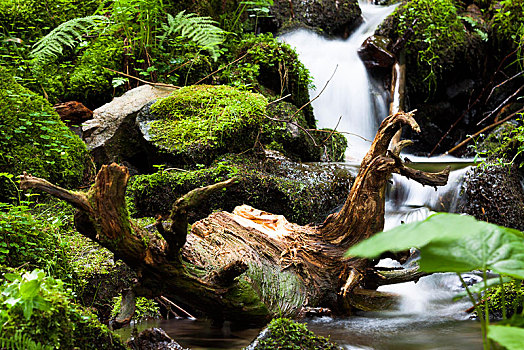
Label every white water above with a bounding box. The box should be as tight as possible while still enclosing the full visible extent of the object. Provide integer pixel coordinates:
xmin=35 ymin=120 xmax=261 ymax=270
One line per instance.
xmin=280 ymin=2 xmax=396 ymax=161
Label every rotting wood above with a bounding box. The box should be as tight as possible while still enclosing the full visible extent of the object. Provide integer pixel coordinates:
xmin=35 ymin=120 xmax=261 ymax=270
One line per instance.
xmin=20 ymin=110 xmax=450 ymax=325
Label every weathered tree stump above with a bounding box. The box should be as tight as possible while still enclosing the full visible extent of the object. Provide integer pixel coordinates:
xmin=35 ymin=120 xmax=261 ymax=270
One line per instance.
xmin=20 ymin=111 xmax=450 ymax=325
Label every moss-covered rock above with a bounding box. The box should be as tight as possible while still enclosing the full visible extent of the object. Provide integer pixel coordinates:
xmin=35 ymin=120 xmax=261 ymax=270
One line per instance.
xmin=263 ymin=101 xmax=347 ymax=162
xmin=0 ymin=67 xmax=91 ymax=201
xmin=483 ymin=280 xmax=524 ymax=320
xmin=0 ymin=269 xmax=126 ymax=349
xmin=248 ymin=318 xmax=339 ymax=349
xmin=142 ymin=85 xmax=267 ymax=164
xmin=376 ymin=0 xmax=487 ymax=154
xmin=127 ymin=154 xmax=354 ymax=225
xmin=222 ymin=33 xmax=315 ymax=128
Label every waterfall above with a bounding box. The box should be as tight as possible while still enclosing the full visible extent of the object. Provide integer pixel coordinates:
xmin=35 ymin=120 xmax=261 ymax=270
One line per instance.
xmin=280 ymin=2 xmax=398 ymax=161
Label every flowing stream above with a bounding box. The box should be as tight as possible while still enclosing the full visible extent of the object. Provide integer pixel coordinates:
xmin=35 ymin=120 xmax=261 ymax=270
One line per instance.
xmin=120 ymin=2 xmax=482 ymax=349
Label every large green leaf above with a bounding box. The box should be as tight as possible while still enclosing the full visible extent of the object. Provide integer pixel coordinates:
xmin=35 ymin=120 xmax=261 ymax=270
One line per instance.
xmin=346 ymin=213 xmax=524 ymax=278
xmin=488 ymin=325 xmax=524 ymax=350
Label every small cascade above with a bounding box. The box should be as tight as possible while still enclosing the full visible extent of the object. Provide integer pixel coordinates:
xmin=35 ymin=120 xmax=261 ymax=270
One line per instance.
xmin=280 ymin=2 xmax=397 ymax=161
xmin=384 ymin=165 xmax=471 ymax=231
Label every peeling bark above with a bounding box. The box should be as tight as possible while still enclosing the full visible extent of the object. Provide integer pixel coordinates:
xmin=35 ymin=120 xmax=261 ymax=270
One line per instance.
xmin=20 ymin=111 xmax=450 ymax=324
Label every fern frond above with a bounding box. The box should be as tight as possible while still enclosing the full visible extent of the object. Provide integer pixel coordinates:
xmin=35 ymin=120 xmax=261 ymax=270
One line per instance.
xmin=0 ymin=331 xmax=53 ymax=350
xmin=159 ymin=11 xmax=225 ymax=60
xmin=31 ymin=15 xmax=107 ymax=64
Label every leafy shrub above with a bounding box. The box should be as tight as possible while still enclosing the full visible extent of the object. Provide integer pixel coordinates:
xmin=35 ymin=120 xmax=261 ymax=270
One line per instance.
xmin=0 ymin=269 xmax=126 ymax=349
xmin=0 ymin=202 xmax=74 ymax=281
xmin=492 ymin=0 xmax=524 ymax=49
xmin=0 ymin=68 xmax=90 ymax=202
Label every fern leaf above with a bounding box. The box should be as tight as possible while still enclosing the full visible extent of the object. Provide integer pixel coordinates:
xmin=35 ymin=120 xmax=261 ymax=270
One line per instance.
xmin=31 ymin=15 xmax=107 ymax=64
xmin=159 ymin=11 xmax=225 ymax=60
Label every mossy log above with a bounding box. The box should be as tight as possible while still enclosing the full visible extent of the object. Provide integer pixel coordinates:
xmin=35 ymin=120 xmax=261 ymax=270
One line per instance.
xmin=20 ymin=111 xmax=450 ymax=325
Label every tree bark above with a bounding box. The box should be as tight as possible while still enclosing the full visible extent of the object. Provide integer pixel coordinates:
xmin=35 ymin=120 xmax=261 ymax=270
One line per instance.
xmin=20 ymin=111 xmax=450 ymax=325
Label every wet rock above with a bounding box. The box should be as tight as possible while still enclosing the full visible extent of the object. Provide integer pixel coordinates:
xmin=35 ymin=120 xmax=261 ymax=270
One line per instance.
xmin=358 ymin=35 xmax=395 ymax=69
xmin=82 ymin=85 xmax=176 ymax=170
xmin=260 ymin=0 xmax=362 ymax=37
xmin=127 ymin=328 xmax=187 ymax=350
xmin=459 ymin=165 xmax=524 ymax=231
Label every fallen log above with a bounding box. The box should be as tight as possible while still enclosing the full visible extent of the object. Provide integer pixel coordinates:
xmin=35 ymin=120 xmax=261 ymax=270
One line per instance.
xmin=20 ymin=111 xmax=450 ymax=325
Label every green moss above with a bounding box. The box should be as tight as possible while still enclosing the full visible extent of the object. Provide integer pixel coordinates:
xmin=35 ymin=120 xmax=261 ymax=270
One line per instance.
xmin=126 ymin=155 xmax=353 ymax=225
xmin=380 ymin=0 xmax=468 ymax=96
xmin=149 ymin=85 xmax=267 ymax=159
xmin=0 ymin=202 xmax=75 ymax=282
xmin=484 ymin=280 xmax=524 ymax=319
xmin=223 ymin=33 xmax=315 ymax=127
xmin=111 ymin=296 xmax=160 ymax=321
xmin=0 ymin=67 xmax=90 ymax=202
xmin=67 ymin=33 xmax=126 ymax=106
xmin=0 ymin=269 xmax=126 ymax=349
xmin=256 ymin=318 xmax=339 ymax=350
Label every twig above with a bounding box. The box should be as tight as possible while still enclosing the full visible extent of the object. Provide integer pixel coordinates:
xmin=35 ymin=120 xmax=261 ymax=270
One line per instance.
xmin=289 ymin=65 xmax=338 ymax=122
xmin=155 ymin=297 xmax=180 ymax=319
xmin=307 ymin=129 xmax=372 ymax=142
xmin=476 ymin=84 xmax=524 ymax=126
xmin=102 ymin=67 xmax=179 ymax=89
xmin=268 ymin=94 xmax=292 ymax=105
xmin=160 ymin=296 xmax=196 ymax=319
xmin=486 ymin=71 xmax=524 ymax=102
xmin=194 ymin=51 xmax=250 ymax=85
xmin=447 ymin=107 xmax=524 ymax=155
xmin=321 ymin=115 xmax=342 ymax=144
xmin=429 ymin=49 xmax=519 ymax=156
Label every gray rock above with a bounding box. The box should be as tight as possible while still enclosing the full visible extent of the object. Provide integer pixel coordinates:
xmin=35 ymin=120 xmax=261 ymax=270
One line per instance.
xmin=82 ymin=85 xmax=176 ymax=169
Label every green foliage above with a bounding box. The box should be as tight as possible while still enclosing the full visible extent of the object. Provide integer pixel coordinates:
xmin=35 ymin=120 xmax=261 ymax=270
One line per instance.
xmin=159 ymin=11 xmax=225 ymax=60
xmin=471 ymin=115 xmax=524 ymax=169
xmin=0 ymin=269 xmax=126 ymax=349
xmin=111 ymin=296 xmax=160 ymax=321
xmin=492 ymin=0 xmax=524 ymax=49
xmin=30 ymin=15 xmax=107 ymax=64
xmin=392 ymin=0 xmax=467 ymax=94
xmin=149 ymin=85 xmax=267 ymax=156
xmin=0 ymin=68 xmax=89 ymax=201
xmin=67 ymin=33 xmax=125 ymax=103
xmin=0 ymin=202 xmax=75 ymax=281
xmin=257 ymin=318 xmax=338 ymax=350
xmin=0 ymin=330 xmax=52 ymax=350
xmin=224 ymin=33 xmax=314 ymax=126
xmin=488 ymin=325 xmax=524 ymax=350
xmin=483 ymin=280 xmax=524 ymax=318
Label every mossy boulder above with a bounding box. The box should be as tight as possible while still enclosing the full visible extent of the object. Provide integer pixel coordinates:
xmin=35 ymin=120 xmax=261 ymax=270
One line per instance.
xmin=483 ymin=280 xmax=524 ymax=321
xmin=247 ymin=317 xmax=339 ymax=349
xmin=126 ymin=154 xmax=354 ymax=225
xmin=0 ymin=269 xmax=126 ymax=349
xmin=376 ymin=0 xmax=487 ymax=154
xmin=229 ymin=34 xmax=315 ymax=128
xmin=140 ymin=85 xmax=268 ymax=164
xmin=0 ymin=68 xmax=91 ymax=202
xmin=138 ymin=85 xmax=345 ymax=166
